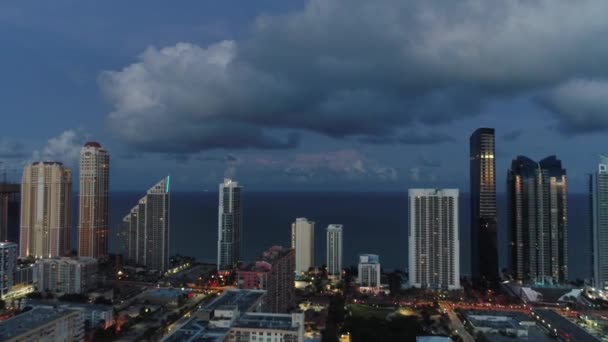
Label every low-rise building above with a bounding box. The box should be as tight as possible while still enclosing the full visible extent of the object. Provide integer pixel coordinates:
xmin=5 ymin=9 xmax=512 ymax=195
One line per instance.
xmin=33 ymin=257 xmax=97 ymax=295
xmin=21 ymin=299 xmax=114 ymax=329
xmin=0 ymin=307 xmax=84 ymax=342
xmin=195 ymin=289 xmax=265 ymax=321
xmin=227 ymin=312 xmax=305 ymax=342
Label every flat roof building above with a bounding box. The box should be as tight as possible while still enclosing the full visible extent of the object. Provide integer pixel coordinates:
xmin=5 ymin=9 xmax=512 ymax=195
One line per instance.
xmin=0 ymin=307 xmax=84 ymax=342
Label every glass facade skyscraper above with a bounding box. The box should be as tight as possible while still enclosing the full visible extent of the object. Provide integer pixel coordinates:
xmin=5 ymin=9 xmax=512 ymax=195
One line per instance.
xmin=217 ymin=179 xmax=242 ymax=271
xmin=507 ymin=156 xmax=568 ymax=284
xmin=470 ymin=128 xmax=498 ymax=285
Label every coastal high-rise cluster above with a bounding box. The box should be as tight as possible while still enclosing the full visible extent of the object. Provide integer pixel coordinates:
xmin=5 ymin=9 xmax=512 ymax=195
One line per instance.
xmin=122 ymin=176 xmax=171 ymax=272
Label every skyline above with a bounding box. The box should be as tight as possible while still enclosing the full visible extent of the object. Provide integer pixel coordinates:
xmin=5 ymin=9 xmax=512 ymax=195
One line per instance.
xmin=2 ymin=1 xmax=608 ymax=192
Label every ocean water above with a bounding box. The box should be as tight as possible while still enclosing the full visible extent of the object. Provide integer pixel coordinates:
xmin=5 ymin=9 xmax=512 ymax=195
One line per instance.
xmin=87 ymin=192 xmax=590 ymax=280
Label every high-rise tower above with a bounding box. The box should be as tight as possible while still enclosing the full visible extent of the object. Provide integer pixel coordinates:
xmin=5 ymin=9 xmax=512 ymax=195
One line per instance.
xmin=326 ymin=224 xmax=343 ymax=279
xmin=291 ymin=218 xmax=314 ymax=276
xmin=78 ymin=142 xmax=110 ymax=259
xmin=20 ymin=162 xmax=72 ymax=258
xmin=409 ymin=189 xmax=461 ymax=290
xmin=470 ymin=128 xmax=498 ymax=285
xmin=122 ymin=176 xmax=170 ymax=272
xmin=217 ymin=179 xmax=242 ymax=271
xmin=594 ymin=156 xmax=608 ymax=289
xmin=508 ymin=156 xmax=567 ymax=284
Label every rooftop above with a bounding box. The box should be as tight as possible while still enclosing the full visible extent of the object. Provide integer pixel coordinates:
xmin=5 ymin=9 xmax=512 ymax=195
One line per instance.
xmin=23 ymin=299 xmax=112 ymax=312
xmin=417 ymin=337 xmax=453 ymax=342
xmin=232 ymin=313 xmax=299 ymax=331
xmin=164 ymin=319 xmax=228 ymax=342
xmin=0 ymin=308 xmax=78 ymax=339
xmin=202 ymin=289 xmax=265 ymax=313
xmin=84 ymin=141 xmax=102 ymax=148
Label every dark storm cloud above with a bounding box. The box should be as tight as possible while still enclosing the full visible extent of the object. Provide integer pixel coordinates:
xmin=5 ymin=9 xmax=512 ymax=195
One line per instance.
xmin=359 ymin=131 xmax=454 ymax=145
xmin=502 ymin=129 xmax=523 ymax=142
xmin=101 ymin=0 xmax=608 ymax=152
xmin=539 ymin=79 xmax=608 ymax=134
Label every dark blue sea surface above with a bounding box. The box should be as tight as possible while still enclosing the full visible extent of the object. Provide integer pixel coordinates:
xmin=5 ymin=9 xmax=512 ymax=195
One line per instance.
xmin=87 ymin=192 xmax=590 ymax=281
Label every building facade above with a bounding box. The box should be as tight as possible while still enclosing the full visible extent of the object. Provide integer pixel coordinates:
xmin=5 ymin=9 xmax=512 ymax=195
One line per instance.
xmin=470 ymin=128 xmax=498 ymax=285
xmin=291 ymin=218 xmax=314 ymax=276
xmin=218 ymin=179 xmax=242 ymax=271
xmin=122 ymin=176 xmax=170 ymax=272
xmin=34 ymin=257 xmax=98 ymax=294
xmin=20 ymin=162 xmax=72 ymax=258
xmin=358 ymin=254 xmax=381 ymax=292
xmin=408 ymin=189 xmax=461 ymax=290
xmin=78 ymin=142 xmax=110 ymax=259
xmin=0 ymin=308 xmax=84 ymax=342
xmin=0 ymin=182 xmax=19 ymax=244
xmin=508 ymin=156 xmax=568 ymax=284
xmin=326 ymin=224 xmax=343 ymax=279
xmin=594 ymin=155 xmax=608 ymax=289
xmin=0 ymin=242 xmax=17 ymax=298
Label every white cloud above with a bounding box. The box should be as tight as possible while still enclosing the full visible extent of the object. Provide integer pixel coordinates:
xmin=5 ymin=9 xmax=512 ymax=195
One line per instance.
xmin=32 ymin=130 xmax=86 ymax=164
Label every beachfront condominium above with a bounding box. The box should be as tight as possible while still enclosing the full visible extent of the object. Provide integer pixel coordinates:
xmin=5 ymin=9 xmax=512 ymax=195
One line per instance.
xmin=78 ymin=142 xmax=110 ymax=259
xmin=408 ymin=189 xmax=461 ymax=290
xmin=0 ymin=242 xmax=17 ymax=298
xmin=326 ymin=224 xmax=343 ymax=279
xmin=594 ymin=155 xmax=608 ymax=290
xmin=291 ymin=218 xmax=314 ymax=276
xmin=508 ymin=156 xmax=567 ymax=285
xmin=470 ymin=128 xmax=498 ymax=285
xmin=0 ymin=182 xmax=19 ymax=244
xmin=358 ymin=254 xmax=381 ymax=293
xmin=122 ymin=176 xmax=170 ymax=272
xmin=218 ymin=179 xmax=242 ymax=271
xmin=20 ymin=162 xmax=72 ymax=259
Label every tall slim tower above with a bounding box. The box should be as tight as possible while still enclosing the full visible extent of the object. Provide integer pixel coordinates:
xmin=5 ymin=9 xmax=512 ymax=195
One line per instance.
xmin=122 ymin=176 xmax=170 ymax=272
xmin=470 ymin=128 xmax=498 ymax=285
xmin=291 ymin=218 xmax=314 ymax=276
xmin=594 ymin=156 xmax=608 ymax=289
xmin=20 ymin=162 xmax=72 ymax=258
xmin=508 ymin=156 xmax=567 ymax=284
xmin=78 ymin=142 xmax=110 ymax=259
xmin=326 ymin=224 xmax=343 ymax=279
xmin=0 ymin=182 xmax=19 ymax=243
xmin=217 ymin=179 xmax=242 ymax=271
xmin=409 ymin=189 xmax=461 ymax=290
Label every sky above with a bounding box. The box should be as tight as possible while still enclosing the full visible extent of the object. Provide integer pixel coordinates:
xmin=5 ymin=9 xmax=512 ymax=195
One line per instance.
xmin=2 ymin=0 xmax=608 ymax=192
